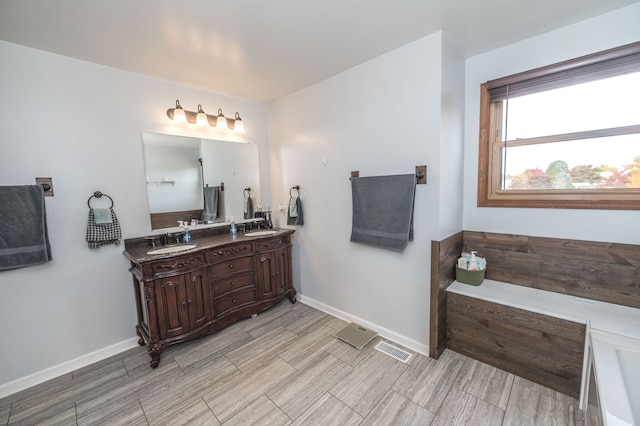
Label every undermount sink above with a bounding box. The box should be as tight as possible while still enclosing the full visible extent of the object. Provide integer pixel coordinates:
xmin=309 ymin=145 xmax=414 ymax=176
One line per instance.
xmin=147 ymin=244 xmax=197 ymax=255
xmin=245 ymin=230 xmax=277 ymax=237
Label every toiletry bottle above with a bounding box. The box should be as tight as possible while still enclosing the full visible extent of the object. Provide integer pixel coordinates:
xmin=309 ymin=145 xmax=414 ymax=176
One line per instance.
xmin=468 ymin=251 xmax=479 ymax=270
xmin=457 ymin=257 xmax=468 ymax=269
xmin=183 ymin=228 xmax=192 ymax=243
xmin=230 ymin=221 xmax=237 ymax=237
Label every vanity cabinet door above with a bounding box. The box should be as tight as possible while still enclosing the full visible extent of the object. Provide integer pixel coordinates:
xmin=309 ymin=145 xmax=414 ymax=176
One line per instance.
xmin=256 ymin=238 xmax=292 ymax=300
xmin=156 ymin=275 xmax=190 ymax=340
xmin=185 ymin=267 xmax=212 ymax=330
xmin=156 ymin=267 xmax=211 ymax=339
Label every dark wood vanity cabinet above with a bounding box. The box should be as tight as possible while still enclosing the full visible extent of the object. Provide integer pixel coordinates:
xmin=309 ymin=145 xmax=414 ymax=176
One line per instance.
xmin=128 ymin=232 xmax=296 ymax=368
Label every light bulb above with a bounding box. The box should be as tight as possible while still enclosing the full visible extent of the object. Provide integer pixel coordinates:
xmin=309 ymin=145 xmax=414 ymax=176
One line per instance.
xmin=233 ymin=112 xmax=245 ymax=133
xmin=172 ymin=100 xmax=187 ymax=123
xmin=216 ymin=108 xmax=228 ymax=129
xmin=196 ymin=104 xmax=208 ymax=126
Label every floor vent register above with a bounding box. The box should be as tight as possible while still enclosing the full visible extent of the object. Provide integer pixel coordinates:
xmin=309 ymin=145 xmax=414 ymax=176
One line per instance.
xmin=374 ymin=341 xmax=413 ymax=363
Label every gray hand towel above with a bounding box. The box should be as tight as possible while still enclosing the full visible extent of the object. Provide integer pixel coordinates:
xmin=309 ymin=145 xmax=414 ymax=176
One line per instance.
xmin=244 ymin=196 xmax=254 ymax=220
xmin=0 ymin=185 xmax=52 ymax=270
xmin=350 ymin=174 xmax=416 ymax=251
xmin=287 ymin=197 xmax=304 ymax=226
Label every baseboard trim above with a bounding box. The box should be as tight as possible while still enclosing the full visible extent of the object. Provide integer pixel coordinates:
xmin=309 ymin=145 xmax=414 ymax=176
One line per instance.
xmin=0 ymin=337 xmax=140 ymax=399
xmin=297 ymin=294 xmax=429 ymax=357
xmin=2 ymin=296 xmax=430 ymax=399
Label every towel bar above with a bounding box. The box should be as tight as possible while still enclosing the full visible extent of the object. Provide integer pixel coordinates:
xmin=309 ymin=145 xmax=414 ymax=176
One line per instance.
xmin=350 ymin=166 xmax=427 ymax=184
xmin=204 ymin=182 xmax=224 ymax=191
xmin=35 ymin=177 xmax=54 ymax=196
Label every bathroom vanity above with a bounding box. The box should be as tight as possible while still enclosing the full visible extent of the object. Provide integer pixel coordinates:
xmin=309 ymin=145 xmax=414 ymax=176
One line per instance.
xmin=124 ymin=229 xmax=296 ymax=368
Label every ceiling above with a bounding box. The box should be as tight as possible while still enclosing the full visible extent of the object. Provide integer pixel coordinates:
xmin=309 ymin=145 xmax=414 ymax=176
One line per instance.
xmin=0 ymin=0 xmax=637 ymax=104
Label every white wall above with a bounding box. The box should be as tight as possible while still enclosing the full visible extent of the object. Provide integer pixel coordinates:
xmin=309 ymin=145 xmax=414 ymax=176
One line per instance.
xmin=268 ymin=33 xmax=465 ymax=353
xmin=0 ymin=40 xmax=270 ymax=392
xmin=463 ymin=3 xmax=640 ymax=244
xmin=438 ymin=35 xmax=466 ymax=240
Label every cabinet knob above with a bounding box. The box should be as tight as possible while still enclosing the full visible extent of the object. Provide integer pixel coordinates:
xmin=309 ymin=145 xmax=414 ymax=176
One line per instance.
xmin=232 ymin=299 xmax=237 ymax=304
xmin=229 ymin=264 xmax=234 ymax=269
xmin=230 ymin=281 xmax=235 ymax=286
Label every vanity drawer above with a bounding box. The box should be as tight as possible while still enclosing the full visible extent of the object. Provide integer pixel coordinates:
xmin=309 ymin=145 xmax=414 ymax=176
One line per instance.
xmin=210 ymin=243 xmax=253 ymax=262
xmin=210 ymin=255 xmax=254 ymax=278
xmin=214 ymin=289 xmax=256 ymax=318
xmin=212 ymin=272 xmax=255 ymax=299
xmin=254 ymin=236 xmax=290 ymax=251
xmin=152 ymin=253 xmax=207 ymax=275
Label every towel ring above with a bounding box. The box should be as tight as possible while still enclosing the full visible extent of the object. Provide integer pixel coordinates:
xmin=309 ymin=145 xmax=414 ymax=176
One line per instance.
xmin=87 ymin=191 xmax=114 ymax=209
xmin=290 ymin=185 xmax=300 ymax=197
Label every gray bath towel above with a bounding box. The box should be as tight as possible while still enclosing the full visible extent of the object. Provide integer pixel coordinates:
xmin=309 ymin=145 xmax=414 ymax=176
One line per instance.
xmin=0 ymin=185 xmax=52 ymax=270
xmin=350 ymin=174 xmax=416 ymax=251
xmin=201 ymin=186 xmax=220 ymax=222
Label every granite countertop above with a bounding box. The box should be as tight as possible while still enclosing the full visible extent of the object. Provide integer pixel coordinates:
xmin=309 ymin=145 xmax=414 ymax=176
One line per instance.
xmin=123 ymin=228 xmax=294 ymax=264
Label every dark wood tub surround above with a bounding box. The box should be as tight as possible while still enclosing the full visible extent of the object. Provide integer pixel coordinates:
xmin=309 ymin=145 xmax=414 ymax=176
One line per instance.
xmin=150 ymin=209 xmax=204 ymax=230
xmin=462 ymin=231 xmax=640 ymax=309
xmin=430 ymin=230 xmax=640 ymax=398
xmin=429 ymin=232 xmax=463 ymax=358
xmin=447 ymin=292 xmax=586 ymax=398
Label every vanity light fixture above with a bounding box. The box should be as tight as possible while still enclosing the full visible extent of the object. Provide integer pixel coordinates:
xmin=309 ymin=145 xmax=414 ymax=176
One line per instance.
xmin=233 ymin=112 xmax=245 ymax=133
xmin=215 ymin=109 xmax=228 ymax=129
xmin=166 ymin=100 xmax=246 ymax=133
xmin=172 ymin=100 xmax=187 ymax=123
xmin=196 ymin=104 xmax=208 ymax=126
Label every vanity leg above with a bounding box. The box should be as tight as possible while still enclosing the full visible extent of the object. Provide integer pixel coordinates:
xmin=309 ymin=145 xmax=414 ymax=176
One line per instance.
xmin=136 ymin=328 xmax=146 ymax=346
xmin=148 ymin=344 xmax=162 ymax=369
xmin=289 ymin=289 xmax=297 ymax=304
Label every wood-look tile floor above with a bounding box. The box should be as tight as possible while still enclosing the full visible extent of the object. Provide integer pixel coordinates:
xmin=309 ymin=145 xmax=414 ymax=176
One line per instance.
xmin=1 ymin=300 xmax=586 ymax=425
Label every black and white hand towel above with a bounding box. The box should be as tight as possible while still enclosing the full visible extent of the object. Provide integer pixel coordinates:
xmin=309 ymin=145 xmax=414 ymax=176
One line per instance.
xmin=86 ymin=208 xmax=121 ymax=248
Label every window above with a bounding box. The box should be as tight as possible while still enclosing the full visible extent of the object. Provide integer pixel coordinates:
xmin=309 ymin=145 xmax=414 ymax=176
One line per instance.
xmin=478 ymin=42 xmax=640 ymax=209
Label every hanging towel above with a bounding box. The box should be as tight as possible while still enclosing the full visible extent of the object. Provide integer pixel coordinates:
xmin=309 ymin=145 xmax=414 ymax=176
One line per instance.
xmin=0 ymin=185 xmax=52 ymax=270
xmin=287 ymin=196 xmax=304 ymax=226
xmin=93 ymin=208 xmax=113 ymax=225
xmin=86 ymin=208 xmax=121 ymax=248
xmin=201 ymin=186 xmax=220 ymax=222
xmin=350 ymin=174 xmax=416 ymax=251
xmin=244 ymin=195 xmax=254 ymax=220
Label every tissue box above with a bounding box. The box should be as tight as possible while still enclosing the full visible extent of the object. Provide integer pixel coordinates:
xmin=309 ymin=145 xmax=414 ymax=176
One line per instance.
xmin=455 ymin=265 xmax=485 ymax=286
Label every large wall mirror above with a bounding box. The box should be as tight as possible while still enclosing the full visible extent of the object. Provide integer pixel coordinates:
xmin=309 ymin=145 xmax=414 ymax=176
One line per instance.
xmin=141 ymin=132 xmax=261 ymax=230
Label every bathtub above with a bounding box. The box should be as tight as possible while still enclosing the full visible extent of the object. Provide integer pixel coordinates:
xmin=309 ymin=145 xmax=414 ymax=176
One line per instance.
xmin=587 ymin=329 xmax=640 ymax=426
